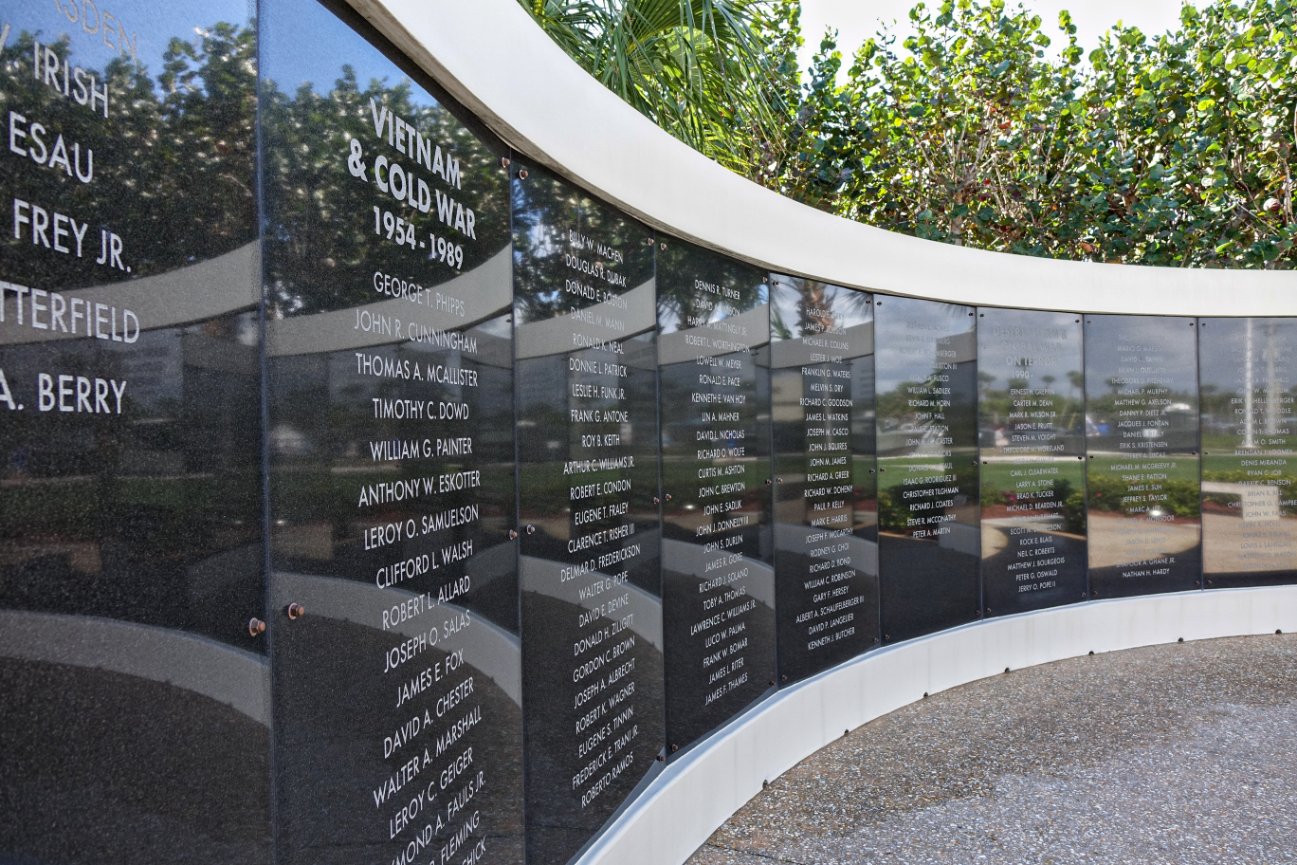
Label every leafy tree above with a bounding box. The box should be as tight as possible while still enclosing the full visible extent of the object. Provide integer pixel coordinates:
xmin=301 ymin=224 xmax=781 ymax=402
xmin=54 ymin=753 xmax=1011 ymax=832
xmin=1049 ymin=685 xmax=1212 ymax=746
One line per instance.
xmin=520 ymin=0 xmax=788 ymax=175
xmin=771 ymin=0 xmax=1295 ymax=268
xmin=526 ymin=0 xmax=1294 ymax=268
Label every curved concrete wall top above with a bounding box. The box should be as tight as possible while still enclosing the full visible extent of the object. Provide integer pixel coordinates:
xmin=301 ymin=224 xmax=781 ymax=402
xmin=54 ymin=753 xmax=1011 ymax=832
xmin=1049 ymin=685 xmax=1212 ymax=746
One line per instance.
xmin=346 ymin=0 xmax=1295 ymax=317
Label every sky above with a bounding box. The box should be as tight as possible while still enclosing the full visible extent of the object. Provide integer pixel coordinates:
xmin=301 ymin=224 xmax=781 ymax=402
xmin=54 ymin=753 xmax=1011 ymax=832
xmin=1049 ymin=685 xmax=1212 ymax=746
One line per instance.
xmin=797 ymin=0 xmax=1195 ymax=68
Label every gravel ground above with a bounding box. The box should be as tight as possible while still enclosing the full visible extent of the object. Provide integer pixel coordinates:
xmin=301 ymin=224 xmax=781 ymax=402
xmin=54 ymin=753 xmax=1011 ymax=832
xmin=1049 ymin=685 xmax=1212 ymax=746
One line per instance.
xmin=686 ymin=634 xmax=1297 ymax=865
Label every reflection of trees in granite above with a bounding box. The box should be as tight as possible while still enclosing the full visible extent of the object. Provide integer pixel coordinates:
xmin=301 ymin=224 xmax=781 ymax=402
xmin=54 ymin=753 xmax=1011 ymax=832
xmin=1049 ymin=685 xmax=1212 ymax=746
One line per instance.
xmin=769 ymin=276 xmax=873 ymax=342
xmin=0 ymin=660 xmax=271 ymax=863
xmin=655 ymin=241 xmax=767 ymax=331
xmin=273 ymin=618 xmax=524 ymax=865
xmin=511 ymin=162 xmax=653 ymax=325
xmin=261 ymin=66 xmax=508 ymax=316
xmin=0 ymin=14 xmax=264 ymax=647
xmin=0 ymin=321 xmax=264 ymax=648
xmin=0 ymin=24 xmax=256 ymax=289
xmin=1083 ymin=317 xmax=1199 ymax=455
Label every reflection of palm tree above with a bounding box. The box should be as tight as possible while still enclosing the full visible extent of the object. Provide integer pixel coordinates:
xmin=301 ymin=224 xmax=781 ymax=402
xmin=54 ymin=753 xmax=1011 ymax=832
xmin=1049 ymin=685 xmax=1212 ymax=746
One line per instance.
xmin=786 ymin=278 xmax=867 ymax=336
xmin=511 ymin=163 xmax=651 ymax=324
xmin=1067 ymin=370 xmax=1084 ymax=399
xmin=655 ymin=240 xmax=766 ymax=325
xmin=522 ymin=0 xmax=782 ymax=174
xmin=799 ymin=280 xmax=832 ymax=337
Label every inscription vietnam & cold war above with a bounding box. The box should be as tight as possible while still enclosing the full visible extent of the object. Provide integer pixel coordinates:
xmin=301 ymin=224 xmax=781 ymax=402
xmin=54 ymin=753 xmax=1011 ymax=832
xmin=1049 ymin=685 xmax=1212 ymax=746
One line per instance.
xmin=0 ymin=0 xmax=268 ymax=861
xmin=261 ymin=1 xmax=523 ymax=863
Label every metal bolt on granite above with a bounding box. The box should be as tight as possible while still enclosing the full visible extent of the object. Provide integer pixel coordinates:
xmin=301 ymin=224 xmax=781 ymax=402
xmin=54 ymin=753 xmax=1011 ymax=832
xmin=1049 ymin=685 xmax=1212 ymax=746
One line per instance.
xmin=686 ymin=634 xmax=1297 ymax=865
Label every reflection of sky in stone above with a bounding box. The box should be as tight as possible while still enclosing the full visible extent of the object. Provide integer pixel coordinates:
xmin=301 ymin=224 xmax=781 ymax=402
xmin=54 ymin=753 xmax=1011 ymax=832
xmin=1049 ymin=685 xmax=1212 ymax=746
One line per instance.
xmin=769 ymin=274 xmax=871 ymax=340
xmin=1199 ymin=317 xmax=1297 ymax=393
xmin=5 ymin=0 xmax=250 ymax=78
xmin=874 ymin=295 xmax=973 ymax=391
xmin=977 ymin=307 xmax=1081 ymax=392
xmin=5 ymin=0 xmax=397 ymax=101
xmin=1084 ymin=314 xmax=1198 ymax=396
xmin=260 ymin=0 xmax=434 ymax=106
xmin=658 ymin=305 xmax=681 ymax=333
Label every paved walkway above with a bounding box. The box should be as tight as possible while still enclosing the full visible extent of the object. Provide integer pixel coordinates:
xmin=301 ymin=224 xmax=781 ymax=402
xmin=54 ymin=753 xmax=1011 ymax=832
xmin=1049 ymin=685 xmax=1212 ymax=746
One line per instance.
xmin=687 ymin=634 xmax=1297 ymax=865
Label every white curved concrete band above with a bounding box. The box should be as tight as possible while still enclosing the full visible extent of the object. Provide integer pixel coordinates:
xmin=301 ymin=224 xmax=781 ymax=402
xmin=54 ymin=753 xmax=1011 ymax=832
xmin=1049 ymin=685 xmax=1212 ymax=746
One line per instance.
xmin=577 ymin=586 xmax=1297 ymax=865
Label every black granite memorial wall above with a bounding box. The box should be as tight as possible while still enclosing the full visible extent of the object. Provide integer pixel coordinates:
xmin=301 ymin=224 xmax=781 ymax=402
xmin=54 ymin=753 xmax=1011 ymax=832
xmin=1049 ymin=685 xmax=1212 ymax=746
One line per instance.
xmin=261 ymin=1 xmax=523 ymax=863
xmin=0 ymin=0 xmax=268 ymax=860
xmin=977 ymin=308 xmax=1088 ymax=615
xmin=1 ymin=2 xmax=1294 ymax=865
xmin=874 ymin=296 xmax=980 ymax=643
xmin=657 ymin=238 xmax=776 ymax=753
xmin=512 ymin=160 xmax=665 ymax=865
xmin=1200 ymin=318 xmax=1297 ymax=588
xmin=1084 ymin=315 xmax=1201 ymax=599
xmin=771 ymin=276 xmax=879 ymax=682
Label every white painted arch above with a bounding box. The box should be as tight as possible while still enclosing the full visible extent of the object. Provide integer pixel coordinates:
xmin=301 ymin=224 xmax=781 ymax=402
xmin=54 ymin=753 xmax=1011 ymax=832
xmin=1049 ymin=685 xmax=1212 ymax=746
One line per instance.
xmin=336 ymin=3 xmax=1297 ymax=864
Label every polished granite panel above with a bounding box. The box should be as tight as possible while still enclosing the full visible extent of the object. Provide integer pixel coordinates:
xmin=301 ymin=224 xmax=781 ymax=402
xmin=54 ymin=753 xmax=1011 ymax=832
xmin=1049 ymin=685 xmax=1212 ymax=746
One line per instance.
xmin=657 ymin=238 xmax=775 ymax=754
xmin=512 ymin=160 xmax=665 ymax=865
xmin=1200 ymin=318 xmax=1297 ymax=589
xmin=1084 ymin=315 xmax=1200 ymax=598
xmin=874 ymin=296 xmax=980 ymax=643
xmin=261 ymin=1 xmax=523 ymax=862
xmin=0 ymin=0 xmax=268 ymax=860
xmin=977 ymin=308 xmax=1087 ymax=616
xmin=770 ymin=276 xmax=879 ymax=683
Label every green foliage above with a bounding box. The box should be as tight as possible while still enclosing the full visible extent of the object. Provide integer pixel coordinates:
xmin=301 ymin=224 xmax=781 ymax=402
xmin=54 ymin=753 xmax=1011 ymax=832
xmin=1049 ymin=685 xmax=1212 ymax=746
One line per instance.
xmin=519 ymin=0 xmax=791 ymax=175
xmin=527 ymin=0 xmax=1295 ymax=268
xmin=876 ymin=485 xmax=908 ymax=533
xmin=773 ymin=0 xmax=1297 ymax=267
xmin=1062 ymin=488 xmax=1087 ymax=534
xmin=979 ymin=476 xmax=1086 ymax=534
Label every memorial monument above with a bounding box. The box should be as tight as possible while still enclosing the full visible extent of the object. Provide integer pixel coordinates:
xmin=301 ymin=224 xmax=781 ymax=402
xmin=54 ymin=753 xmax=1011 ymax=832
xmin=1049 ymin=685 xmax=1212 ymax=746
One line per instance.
xmin=0 ymin=1 xmax=1293 ymax=864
